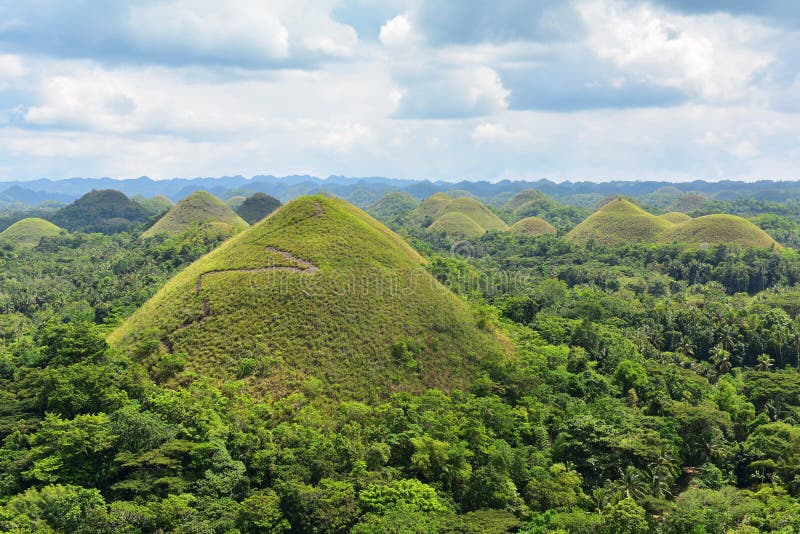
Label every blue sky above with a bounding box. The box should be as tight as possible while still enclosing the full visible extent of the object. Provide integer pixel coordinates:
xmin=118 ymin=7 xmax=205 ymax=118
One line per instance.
xmin=0 ymin=0 xmax=798 ymax=182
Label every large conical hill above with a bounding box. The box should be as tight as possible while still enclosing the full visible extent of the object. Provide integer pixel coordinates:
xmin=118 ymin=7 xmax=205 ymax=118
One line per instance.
xmin=109 ymin=196 xmax=507 ymax=400
xmin=142 ymin=191 xmax=249 ymax=238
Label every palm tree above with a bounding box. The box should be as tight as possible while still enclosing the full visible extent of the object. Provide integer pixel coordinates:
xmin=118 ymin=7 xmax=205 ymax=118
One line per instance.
xmin=676 ymin=336 xmax=695 ymax=358
xmin=756 ymin=353 xmax=775 ymax=372
xmin=619 ymin=465 xmax=645 ymax=500
xmin=710 ymin=345 xmax=732 ymax=375
xmin=770 ymin=325 xmax=789 ymax=368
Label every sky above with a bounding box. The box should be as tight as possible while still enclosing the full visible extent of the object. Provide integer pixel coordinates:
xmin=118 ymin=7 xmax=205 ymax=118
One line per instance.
xmin=0 ymin=0 xmax=799 ymax=182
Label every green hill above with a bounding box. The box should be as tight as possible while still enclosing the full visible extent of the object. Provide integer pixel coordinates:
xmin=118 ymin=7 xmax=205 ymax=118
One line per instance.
xmin=509 ymin=216 xmax=557 ymax=237
xmin=0 ymin=218 xmax=63 ymax=248
xmin=235 ymin=192 xmax=282 ymax=224
xmin=417 ymin=193 xmax=508 ymax=231
xmin=51 ymin=189 xmax=150 ymax=233
xmin=658 ymin=212 xmax=692 ymax=223
xmin=109 ymin=195 xmax=506 ymax=400
xmin=142 ymin=191 xmax=249 ymax=238
xmin=133 ymin=194 xmax=174 ymax=215
xmin=368 ymin=191 xmax=419 ymax=219
xmin=503 ymin=189 xmax=552 ymax=213
xmin=427 ymin=212 xmax=486 ymax=240
xmin=661 ymin=214 xmax=780 ymax=248
xmin=566 ymin=198 xmax=673 ymax=245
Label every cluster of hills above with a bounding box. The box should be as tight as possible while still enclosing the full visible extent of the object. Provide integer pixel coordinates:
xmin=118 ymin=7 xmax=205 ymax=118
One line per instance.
xmin=0 ymin=183 xmax=782 ymax=252
xmin=566 ymin=198 xmax=779 ymax=248
xmin=8 ymin=174 xmax=800 ymax=214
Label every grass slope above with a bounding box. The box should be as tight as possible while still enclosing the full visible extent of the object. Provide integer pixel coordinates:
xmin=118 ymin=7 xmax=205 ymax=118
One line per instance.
xmin=428 ymin=212 xmax=486 ymax=240
xmin=566 ymin=198 xmax=673 ymax=245
xmin=110 ymin=195 xmax=506 ymax=400
xmin=0 ymin=218 xmax=63 ymax=248
xmin=662 ymin=214 xmax=780 ymax=248
xmin=509 ymin=216 xmax=557 ymax=237
xmin=142 ymin=191 xmax=249 ymax=238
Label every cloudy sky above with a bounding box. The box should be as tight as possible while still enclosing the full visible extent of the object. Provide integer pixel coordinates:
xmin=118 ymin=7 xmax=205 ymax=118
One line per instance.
xmin=0 ymin=0 xmax=798 ymax=182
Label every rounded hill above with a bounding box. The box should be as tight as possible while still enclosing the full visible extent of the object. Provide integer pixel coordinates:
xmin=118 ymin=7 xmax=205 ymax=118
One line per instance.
xmin=417 ymin=193 xmax=508 ymax=231
xmin=109 ymin=195 xmax=506 ymax=400
xmin=658 ymin=212 xmax=692 ymax=223
xmin=503 ymin=189 xmax=552 ymax=213
xmin=566 ymin=198 xmax=673 ymax=245
xmin=427 ymin=212 xmax=486 ymax=240
xmin=142 ymin=191 xmax=249 ymax=238
xmin=0 ymin=218 xmax=63 ymax=248
xmin=368 ymin=191 xmax=418 ymax=219
xmin=235 ymin=192 xmax=282 ymax=224
xmin=509 ymin=216 xmax=557 ymax=237
xmin=51 ymin=189 xmax=150 ymax=234
xmin=661 ymin=214 xmax=780 ymax=248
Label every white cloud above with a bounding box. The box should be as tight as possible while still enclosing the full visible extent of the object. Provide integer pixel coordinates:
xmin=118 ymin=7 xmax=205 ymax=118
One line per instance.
xmin=379 ymin=14 xmax=414 ymax=47
xmin=578 ymin=0 xmax=775 ymax=101
xmin=319 ymin=123 xmax=373 ymax=152
xmin=129 ymin=1 xmax=291 ymax=62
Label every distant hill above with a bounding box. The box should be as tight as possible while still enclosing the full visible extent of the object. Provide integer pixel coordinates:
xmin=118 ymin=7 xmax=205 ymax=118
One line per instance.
xmin=368 ymin=191 xmax=418 ymax=220
xmin=417 ymin=193 xmax=508 ymax=231
xmin=503 ymin=189 xmax=553 ymax=213
xmin=235 ymin=192 xmax=282 ymax=224
xmin=502 ymin=189 xmax=587 ymax=230
xmin=427 ymin=211 xmax=486 ymax=240
xmin=142 ymin=191 xmax=249 ymax=238
xmin=566 ymin=198 xmax=672 ymax=245
xmin=658 ymin=212 xmax=692 ymax=223
xmin=109 ymin=196 xmax=506 ymax=400
xmin=225 ymin=196 xmax=247 ymax=209
xmin=567 ymin=198 xmax=779 ymax=248
xmin=0 ymin=218 xmax=63 ymax=248
xmin=661 ymin=214 xmax=779 ymax=248
xmin=51 ymin=190 xmax=151 ymax=234
xmin=132 ymin=194 xmax=174 ymax=215
xmin=509 ymin=216 xmax=557 ymax=237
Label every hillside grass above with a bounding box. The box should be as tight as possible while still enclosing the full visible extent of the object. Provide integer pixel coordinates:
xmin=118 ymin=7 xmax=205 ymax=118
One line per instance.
xmin=566 ymin=198 xmax=779 ymax=248
xmin=427 ymin=212 xmax=486 ymax=240
xmin=110 ymin=195 xmax=507 ymax=401
xmin=509 ymin=216 xmax=557 ymax=237
xmin=0 ymin=218 xmax=63 ymax=248
xmin=142 ymin=191 xmax=249 ymax=238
